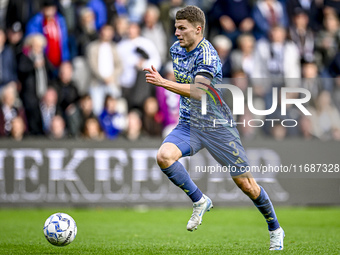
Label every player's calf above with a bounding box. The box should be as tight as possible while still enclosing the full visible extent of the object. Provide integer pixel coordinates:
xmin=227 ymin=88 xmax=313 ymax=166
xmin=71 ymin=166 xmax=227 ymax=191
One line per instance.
xmin=233 ymin=173 xmax=283 ymax=249
xmin=232 ymin=173 xmax=260 ymax=199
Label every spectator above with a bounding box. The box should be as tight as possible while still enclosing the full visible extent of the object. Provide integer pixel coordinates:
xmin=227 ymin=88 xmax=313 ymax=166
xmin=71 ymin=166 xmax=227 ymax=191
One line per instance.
xmin=105 ymin=0 xmax=147 ymax=25
xmin=17 ymin=33 xmax=51 ymax=135
xmin=53 ymin=62 xmax=80 ymax=117
xmin=0 ymin=83 xmax=26 ymax=137
xmin=58 ymin=0 xmax=78 ymax=59
xmin=329 ymin=51 xmax=340 ymax=78
xmin=6 ymin=21 xmax=24 ymax=57
xmin=99 ymin=0 xmax=147 ymax=24
xmin=314 ymin=12 xmax=340 ymax=74
xmin=10 ymin=116 xmax=26 ymax=141
xmin=142 ymin=96 xmax=163 ymax=137
xmin=72 ymin=7 xmax=97 ymax=97
xmin=309 ymin=90 xmax=340 ymax=140
xmin=271 ymin=122 xmax=287 ymax=140
xmin=236 ymin=106 xmax=258 ymax=140
xmin=86 ymin=24 xmax=123 ymax=115
xmin=76 ymin=7 xmax=98 ymax=56
xmin=87 ymin=0 xmax=108 ymax=31
xmin=212 ymin=35 xmax=232 ymax=78
xmin=49 ymin=115 xmax=67 ymax=139
xmin=299 ymin=115 xmax=315 ymax=140
xmin=58 ymin=0 xmax=77 ymax=34
xmin=289 ymin=8 xmax=315 ymax=63
xmin=323 ymin=0 xmax=340 ymax=18
xmin=40 ymin=87 xmax=61 ymax=135
xmin=53 ymin=62 xmax=81 ymax=137
xmin=99 ymin=95 xmax=126 ymax=139
xmin=125 ymin=109 xmax=143 ymax=141
xmin=109 ymin=0 xmax=129 ymax=23
xmin=103 ymin=0 xmax=120 ymax=26
xmin=208 ymin=0 xmax=254 ymax=45
xmin=141 ymin=4 xmax=167 ymax=64
xmin=230 ymin=33 xmax=256 ymax=78
xmin=26 ymin=0 xmax=70 ymax=69
xmin=117 ymin=22 xmax=161 ymax=109
xmin=329 ymin=51 xmax=340 ymax=105
xmin=252 ymin=0 xmax=289 ymax=39
xmin=231 ymin=70 xmax=250 ymax=93
xmin=226 ymin=72 xmax=261 ymax=122
xmin=0 ymin=0 xmax=8 ymax=27
xmin=305 ymin=0 xmax=330 ymax=32
xmin=159 ymin=0 xmax=186 ymax=48
xmin=67 ymin=94 xmax=96 ymax=137
xmin=127 ymin=0 xmax=147 ymax=23
xmin=252 ymin=25 xmax=301 ymax=96
xmin=332 ymin=76 xmax=340 ymax=112
xmin=301 ymin=61 xmax=324 ymax=105
xmin=6 ymin=0 xmax=43 ymax=32
xmin=286 ymin=0 xmax=313 ymax=25
xmin=281 ymin=92 xmax=303 ymax=137
xmin=113 ymin=15 xmax=129 ymax=43
xmin=0 ymin=28 xmax=17 ymax=91
xmin=82 ymin=117 xmax=104 ymax=140
xmin=185 ymin=0 xmax=214 ymax=12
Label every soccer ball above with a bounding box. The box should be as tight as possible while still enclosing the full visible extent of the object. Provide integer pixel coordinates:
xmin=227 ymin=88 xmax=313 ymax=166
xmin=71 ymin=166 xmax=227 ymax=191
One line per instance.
xmin=43 ymin=212 xmax=77 ymax=246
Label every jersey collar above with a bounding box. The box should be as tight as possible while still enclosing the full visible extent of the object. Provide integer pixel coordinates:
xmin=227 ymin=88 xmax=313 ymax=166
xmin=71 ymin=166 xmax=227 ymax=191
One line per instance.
xmin=185 ymin=37 xmax=205 ymax=55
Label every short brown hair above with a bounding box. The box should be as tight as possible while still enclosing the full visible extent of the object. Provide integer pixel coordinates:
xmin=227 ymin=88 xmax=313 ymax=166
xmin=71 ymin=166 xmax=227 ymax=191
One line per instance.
xmin=176 ymin=5 xmax=205 ymax=34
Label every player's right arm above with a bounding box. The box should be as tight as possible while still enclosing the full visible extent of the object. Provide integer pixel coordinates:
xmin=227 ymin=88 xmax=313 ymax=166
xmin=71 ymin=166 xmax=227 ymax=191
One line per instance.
xmin=144 ymin=65 xmax=210 ymax=100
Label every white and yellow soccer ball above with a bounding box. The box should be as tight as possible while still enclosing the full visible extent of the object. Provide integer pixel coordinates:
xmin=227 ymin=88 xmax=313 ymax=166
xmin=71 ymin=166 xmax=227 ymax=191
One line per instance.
xmin=43 ymin=213 xmax=77 ymax=246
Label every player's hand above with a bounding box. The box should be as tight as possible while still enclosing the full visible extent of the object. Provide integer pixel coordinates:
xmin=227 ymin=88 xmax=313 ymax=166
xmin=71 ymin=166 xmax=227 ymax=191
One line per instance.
xmin=143 ymin=65 xmax=165 ymax=87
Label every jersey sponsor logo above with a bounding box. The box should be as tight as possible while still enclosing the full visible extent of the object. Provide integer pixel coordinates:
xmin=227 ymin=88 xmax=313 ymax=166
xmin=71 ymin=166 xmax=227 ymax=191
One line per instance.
xmin=174 ymin=69 xmax=193 ymax=84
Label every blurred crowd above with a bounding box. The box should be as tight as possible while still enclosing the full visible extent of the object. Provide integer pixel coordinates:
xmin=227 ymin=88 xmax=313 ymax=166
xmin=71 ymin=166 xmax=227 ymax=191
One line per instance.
xmin=0 ymin=0 xmax=340 ymax=142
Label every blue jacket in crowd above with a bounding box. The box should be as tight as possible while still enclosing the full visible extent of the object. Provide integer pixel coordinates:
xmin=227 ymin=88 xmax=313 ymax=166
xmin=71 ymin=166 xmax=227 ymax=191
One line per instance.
xmin=0 ymin=46 xmax=17 ymax=88
xmin=87 ymin=0 xmax=108 ymax=31
xmin=26 ymin=12 xmax=70 ymax=62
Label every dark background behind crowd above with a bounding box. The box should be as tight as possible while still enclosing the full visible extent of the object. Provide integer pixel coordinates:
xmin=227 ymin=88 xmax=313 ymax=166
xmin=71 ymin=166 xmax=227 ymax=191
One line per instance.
xmin=1 ymin=0 xmax=340 ymax=142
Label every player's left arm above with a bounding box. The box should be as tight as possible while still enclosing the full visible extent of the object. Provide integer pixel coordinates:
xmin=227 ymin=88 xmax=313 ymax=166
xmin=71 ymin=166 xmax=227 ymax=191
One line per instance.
xmin=144 ymin=65 xmax=211 ymax=100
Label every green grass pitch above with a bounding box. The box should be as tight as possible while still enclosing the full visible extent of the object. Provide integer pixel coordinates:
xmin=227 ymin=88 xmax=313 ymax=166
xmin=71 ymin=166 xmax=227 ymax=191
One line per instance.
xmin=0 ymin=207 xmax=339 ymax=254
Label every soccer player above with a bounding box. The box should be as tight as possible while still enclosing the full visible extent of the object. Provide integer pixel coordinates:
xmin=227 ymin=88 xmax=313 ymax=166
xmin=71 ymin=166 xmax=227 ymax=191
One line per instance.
xmin=144 ymin=6 xmax=285 ymax=250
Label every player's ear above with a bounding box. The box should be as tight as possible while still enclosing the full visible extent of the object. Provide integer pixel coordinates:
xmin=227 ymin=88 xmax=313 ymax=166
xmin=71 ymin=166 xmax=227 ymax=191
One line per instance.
xmin=196 ymin=26 xmax=201 ymax=34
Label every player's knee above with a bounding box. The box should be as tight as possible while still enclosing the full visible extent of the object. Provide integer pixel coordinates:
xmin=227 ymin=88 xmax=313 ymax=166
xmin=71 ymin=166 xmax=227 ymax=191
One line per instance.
xmin=157 ymin=149 xmax=176 ymax=169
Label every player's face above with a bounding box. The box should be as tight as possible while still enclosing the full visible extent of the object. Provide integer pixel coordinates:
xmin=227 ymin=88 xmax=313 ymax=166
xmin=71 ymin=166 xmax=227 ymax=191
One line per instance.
xmin=175 ymin=19 xmax=201 ymax=52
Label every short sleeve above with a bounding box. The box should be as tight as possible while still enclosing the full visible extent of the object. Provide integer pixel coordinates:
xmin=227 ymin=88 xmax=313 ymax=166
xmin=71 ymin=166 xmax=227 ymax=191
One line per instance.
xmin=194 ymin=43 xmax=218 ymax=81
